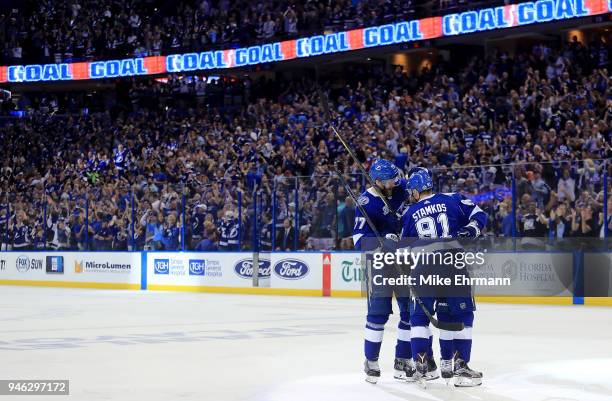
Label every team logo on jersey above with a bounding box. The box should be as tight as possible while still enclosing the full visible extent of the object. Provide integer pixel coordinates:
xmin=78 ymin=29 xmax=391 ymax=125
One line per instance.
xmin=273 ymin=259 xmax=309 ymax=280
xmin=382 ymin=205 xmax=390 ymax=215
xmin=357 ymin=196 xmax=369 ymax=206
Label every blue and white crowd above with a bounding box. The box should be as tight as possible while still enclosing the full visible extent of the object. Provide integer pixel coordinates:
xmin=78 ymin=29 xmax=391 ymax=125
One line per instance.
xmin=0 ymin=37 xmax=610 ymax=251
xmin=0 ymin=0 xmax=499 ymax=64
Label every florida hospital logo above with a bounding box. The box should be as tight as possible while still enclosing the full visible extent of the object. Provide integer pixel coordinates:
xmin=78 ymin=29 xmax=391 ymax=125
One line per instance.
xmin=273 ymin=259 xmax=309 ymax=280
xmin=502 ymin=259 xmax=518 ymax=281
xmin=233 ymin=259 xmax=271 ymax=279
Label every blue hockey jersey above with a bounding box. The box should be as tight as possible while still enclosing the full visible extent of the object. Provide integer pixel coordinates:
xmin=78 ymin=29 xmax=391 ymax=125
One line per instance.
xmin=400 ymin=193 xmax=487 ymax=239
xmin=219 ymin=219 xmax=240 ymax=247
xmin=352 ymin=179 xmax=408 ymax=250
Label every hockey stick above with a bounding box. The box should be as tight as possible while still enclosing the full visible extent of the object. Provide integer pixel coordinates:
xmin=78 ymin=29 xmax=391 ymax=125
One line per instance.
xmin=317 ymin=88 xmax=465 ymax=331
xmin=331 ymin=164 xmax=380 ymax=304
xmin=333 ymin=163 xmax=464 ymax=332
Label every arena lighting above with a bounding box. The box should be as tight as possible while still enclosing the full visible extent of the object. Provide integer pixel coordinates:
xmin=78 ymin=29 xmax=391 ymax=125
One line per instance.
xmin=0 ymin=0 xmax=609 ymax=83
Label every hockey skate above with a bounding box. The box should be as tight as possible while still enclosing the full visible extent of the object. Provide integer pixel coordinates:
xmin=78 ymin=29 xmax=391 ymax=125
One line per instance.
xmin=440 ymin=359 xmax=453 ymax=385
xmin=453 ymin=358 xmax=482 ymax=387
xmin=394 ymin=358 xmax=416 ymax=382
xmin=413 ymin=353 xmax=428 ymax=389
xmin=425 ymin=357 xmax=439 ymax=380
xmin=364 ymin=359 xmax=381 ymax=384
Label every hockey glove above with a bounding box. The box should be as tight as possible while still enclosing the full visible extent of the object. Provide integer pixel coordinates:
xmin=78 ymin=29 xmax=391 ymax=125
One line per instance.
xmin=456 ymin=221 xmax=481 ymax=238
xmin=381 ymin=233 xmax=399 ymax=253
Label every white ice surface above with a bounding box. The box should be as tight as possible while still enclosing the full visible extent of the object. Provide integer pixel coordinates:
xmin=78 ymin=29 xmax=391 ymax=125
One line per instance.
xmin=0 ymin=286 xmax=611 ymax=401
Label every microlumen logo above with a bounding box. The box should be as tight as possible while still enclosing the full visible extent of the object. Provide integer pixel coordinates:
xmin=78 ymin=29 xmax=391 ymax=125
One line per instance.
xmin=74 ymin=260 xmax=131 ymax=273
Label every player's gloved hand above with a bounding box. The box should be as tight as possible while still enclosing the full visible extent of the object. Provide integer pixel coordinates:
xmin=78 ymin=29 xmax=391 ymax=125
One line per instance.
xmin=456 ymin=223 xmax=480 ymax=238
xmin=381 ymin=233 xmax=399 ymax=253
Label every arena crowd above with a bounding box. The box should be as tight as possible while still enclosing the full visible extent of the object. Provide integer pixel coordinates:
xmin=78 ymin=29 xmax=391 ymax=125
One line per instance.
xmin=0 ymin=37 xmax=610 ymax=251
xmin=0 ymin=0 xmax=504 ymax=64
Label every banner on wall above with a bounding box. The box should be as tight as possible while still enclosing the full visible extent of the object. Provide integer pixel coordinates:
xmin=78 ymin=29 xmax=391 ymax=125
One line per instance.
xmin=330 ymin=253 xmax=364 ymax=294
xmin=0 ymin=0 xmax=608 ymax=83
xmin=270 ymin=253 xmax=322 ymax=291
xmin=0 ymin=251 xmax=599 ymax=300
xmin=471 ymin=252 xmax=573 ymax=296
xmin=584 ymin=252 xmax=612 ymax=296
xmin=147 ymin=252 xmax=270 ymax=288
xmin=0 ymin=252 xmax=141 ymax=285
xmin=328 ymin=252 xmax=574 ymax=297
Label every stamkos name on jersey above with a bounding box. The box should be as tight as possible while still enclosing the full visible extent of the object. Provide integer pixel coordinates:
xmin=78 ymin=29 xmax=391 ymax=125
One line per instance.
xmin=412 ymin=203 xmax=447 ymax=221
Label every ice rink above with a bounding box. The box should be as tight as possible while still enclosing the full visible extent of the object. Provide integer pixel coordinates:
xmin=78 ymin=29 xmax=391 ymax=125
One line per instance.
xmin=1 ymin=286 xmax=611 ymax=401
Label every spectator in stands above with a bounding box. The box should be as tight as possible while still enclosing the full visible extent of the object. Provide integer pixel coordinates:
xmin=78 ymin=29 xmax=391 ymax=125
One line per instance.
xmin=161 ymin=213 xmax=181 ymax=250
xmin=195 ymin=227 xmax=219 ymax=251
xmin=275 ymin=218 xmax=295 ymax=251
xmin=143 ymin=211 xmax=164 ymax=250
xmin=338 ymin=196 xmax=356 ymax=249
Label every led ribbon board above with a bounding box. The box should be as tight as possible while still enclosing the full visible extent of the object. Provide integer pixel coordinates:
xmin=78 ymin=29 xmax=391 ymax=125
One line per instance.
xmin=0 ymin=0 xmax=609 ymax=83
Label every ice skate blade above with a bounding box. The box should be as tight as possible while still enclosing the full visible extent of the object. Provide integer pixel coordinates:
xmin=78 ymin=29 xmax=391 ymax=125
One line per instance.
xmin=454 ymin=377 xmax=482 ymax=387
xmin=393 ymin=370 xmax=406 ymax=381
xmin=415 ymin=378 xmax=427 ymax=389
xmin=425 ymin=372 xmax=439 ymax=381
xmin=365 ymin=375 xmax=379 ymax=384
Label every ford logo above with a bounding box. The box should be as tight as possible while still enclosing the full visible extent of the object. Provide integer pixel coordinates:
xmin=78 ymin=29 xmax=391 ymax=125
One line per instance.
xmin=273 ymin=259 xmax=309 ymax=280
xmin=234 ymin=259 xmax=271 ymax=279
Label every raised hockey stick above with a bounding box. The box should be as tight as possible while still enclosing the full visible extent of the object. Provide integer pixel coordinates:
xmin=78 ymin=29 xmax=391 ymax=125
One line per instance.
xmin=321 ymin=88 xmax=464 ymax=331
xmin=331 ymin=164 xmax=380 ymax=303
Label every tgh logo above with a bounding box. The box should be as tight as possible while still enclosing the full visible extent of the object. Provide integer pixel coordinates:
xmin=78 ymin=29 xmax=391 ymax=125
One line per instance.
xmin=234 ymin=259 xmax=271 ymax=279
xmin=154 ymin=259 xmax=169 ymax=275
xmin=273 ymin=259 xmax=309 ymax=280
xmin=189 ymin=259 xmax=205 ymax=276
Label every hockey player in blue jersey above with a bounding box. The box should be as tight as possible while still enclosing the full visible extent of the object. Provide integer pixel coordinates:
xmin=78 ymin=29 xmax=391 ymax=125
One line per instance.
xmin=354 ymin=159 xmax=438 ymax=384
xmin=401 ymin=168 xmax=487 ymax=387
